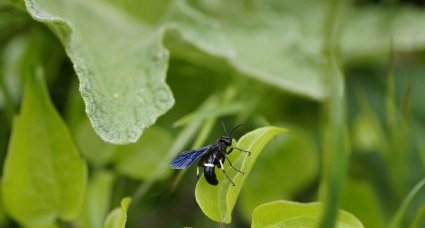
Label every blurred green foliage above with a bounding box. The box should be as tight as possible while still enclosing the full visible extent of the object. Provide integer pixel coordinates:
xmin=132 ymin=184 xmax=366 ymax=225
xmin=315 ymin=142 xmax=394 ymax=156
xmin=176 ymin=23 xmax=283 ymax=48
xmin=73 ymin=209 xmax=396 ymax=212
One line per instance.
xmin=1 ymin=0 xmax=425 ymax=227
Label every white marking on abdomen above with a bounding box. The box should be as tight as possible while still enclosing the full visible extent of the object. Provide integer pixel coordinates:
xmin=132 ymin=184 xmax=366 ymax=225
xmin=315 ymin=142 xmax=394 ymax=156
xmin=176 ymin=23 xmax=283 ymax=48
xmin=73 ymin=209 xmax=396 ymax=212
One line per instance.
xmin=204 ymin=163 xmax=214 ymax=167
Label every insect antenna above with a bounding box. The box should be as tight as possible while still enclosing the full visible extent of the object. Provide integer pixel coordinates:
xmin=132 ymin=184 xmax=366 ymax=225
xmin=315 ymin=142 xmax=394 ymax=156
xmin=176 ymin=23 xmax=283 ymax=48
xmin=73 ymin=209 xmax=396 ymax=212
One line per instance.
xmin=220 ymin=120 xmax=228 ymax=135
xmin=228 ymin=124 xmax=242 ymax=137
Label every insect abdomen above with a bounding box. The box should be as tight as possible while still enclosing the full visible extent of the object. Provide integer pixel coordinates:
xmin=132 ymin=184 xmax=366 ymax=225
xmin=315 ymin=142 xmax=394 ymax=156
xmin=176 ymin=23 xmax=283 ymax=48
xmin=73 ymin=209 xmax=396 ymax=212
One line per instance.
xmin=204 ymin=166 xmax=218 ymax=185
xmin=203 ymin=156 xmax=218 ymax=185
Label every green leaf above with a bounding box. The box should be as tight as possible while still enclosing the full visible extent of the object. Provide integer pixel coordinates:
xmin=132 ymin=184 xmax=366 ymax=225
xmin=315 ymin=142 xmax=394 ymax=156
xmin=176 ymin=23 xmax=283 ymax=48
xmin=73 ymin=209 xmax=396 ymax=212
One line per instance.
xmin=181 ymin=1 xmax=327 ymax=100
xmin=77 ymin=171 xmax=114 ymax=228
xmin=114 ymin=126 xmax=173 ymax=180
xmin=252 ymin=200 xmax=364 ymax=228
xmin=240 ymin=127 xmax=319 ymax=221
xmin=22 ymin=0 xmax=231 ymax=144
xmin=23 ymin=0 xmax=173 ymax=144
xmin=195 ymin=126 xmax=288 ymax=223
xmin=104 ymin=197 xmax=131 ymax=228
xmin=1 ymin=70 xmax=87 ymax=226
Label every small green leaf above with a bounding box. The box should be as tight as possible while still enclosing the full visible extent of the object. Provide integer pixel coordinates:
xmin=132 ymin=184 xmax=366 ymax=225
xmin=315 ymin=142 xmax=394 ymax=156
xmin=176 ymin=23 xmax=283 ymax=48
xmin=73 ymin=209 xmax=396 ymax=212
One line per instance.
xmin=1 ymin=70 xmax=87 ymax=226
xmin=195 ymin=126 xmax=287 ymax=223
xmin=240 ymin=128 xmax=319 ymax=221
xmin=104 ymin=197 xmax=131 ymax=228
xmin=252 ymin=200 xmax=364 ymax=228
xmin=77 ymin=171 xmax=114 ymax=228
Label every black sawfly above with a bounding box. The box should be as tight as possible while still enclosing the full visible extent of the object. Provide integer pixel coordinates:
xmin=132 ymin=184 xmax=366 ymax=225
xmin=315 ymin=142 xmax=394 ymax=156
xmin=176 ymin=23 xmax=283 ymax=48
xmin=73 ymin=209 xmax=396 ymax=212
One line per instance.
xmin=170 ymin=123 xmax=251 ymax=186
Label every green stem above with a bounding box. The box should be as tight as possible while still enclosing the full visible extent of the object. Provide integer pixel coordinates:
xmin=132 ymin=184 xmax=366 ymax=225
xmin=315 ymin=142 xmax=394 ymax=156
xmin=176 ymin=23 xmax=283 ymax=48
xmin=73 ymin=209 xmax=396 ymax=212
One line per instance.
xmin=318 ymin=0 xmax=349 ymax=228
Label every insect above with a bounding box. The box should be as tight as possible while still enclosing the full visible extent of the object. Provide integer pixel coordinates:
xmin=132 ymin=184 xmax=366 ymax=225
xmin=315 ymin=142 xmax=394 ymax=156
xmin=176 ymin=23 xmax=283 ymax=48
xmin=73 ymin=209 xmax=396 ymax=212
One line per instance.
xmin=170 ymin=123 xmax=251 ymax=186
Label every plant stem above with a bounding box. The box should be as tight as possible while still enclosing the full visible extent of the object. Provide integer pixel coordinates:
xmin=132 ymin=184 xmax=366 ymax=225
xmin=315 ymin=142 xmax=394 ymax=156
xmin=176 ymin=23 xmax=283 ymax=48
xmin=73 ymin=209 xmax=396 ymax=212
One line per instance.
xmin=318 ymin=0 xmax=349 ymax=227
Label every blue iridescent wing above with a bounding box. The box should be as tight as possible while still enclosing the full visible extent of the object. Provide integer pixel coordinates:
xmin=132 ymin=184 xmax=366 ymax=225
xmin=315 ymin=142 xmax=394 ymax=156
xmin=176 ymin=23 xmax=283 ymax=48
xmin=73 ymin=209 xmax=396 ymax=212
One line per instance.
xmin=170 ymin=145 xmax=211 ymax=169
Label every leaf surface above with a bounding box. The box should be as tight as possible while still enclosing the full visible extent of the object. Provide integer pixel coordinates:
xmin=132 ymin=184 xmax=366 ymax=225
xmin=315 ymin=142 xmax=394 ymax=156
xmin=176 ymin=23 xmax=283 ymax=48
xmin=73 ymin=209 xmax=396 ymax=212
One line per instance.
xmin=240 ymin=128 xmax=318 ymax=221
xmin=103 ymin=197 xmax=131 ymax=228
xmin=252 ymin=200 xmax=364 ymax=228
xmin=1 ymin=71 xmax=87 ymax=226
xmin=23 ymin=0 xmax=231 ymax=143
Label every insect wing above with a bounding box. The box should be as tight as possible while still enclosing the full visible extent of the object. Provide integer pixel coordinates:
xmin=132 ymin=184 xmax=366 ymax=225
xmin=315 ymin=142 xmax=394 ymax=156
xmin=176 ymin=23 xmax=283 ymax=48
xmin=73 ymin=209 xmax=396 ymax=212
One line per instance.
xmin=170 ymin=145 xmax=210 ymax=169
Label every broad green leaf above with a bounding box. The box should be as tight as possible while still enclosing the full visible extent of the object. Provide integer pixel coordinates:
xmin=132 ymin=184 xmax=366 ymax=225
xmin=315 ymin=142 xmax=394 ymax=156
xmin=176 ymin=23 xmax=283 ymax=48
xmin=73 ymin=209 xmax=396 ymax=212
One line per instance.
xmin=104 ymin=197 xmax=131 ymax=228
xmin=114 ymin=126 xmax=173 ymax=180
xmin=252 ymin=200 xmax=364 ymax=228
xmin=195 ymin=126 xmax=288 ymax=223
xmin=77 ymin=171 xmax=114 ymax=228
xmin=190 ymin=1 xmax=425 ymax=100
xmin=23 ymin=0 xmax=172 ymax=144
xmin=240 ymin=128 xmax=318 ymax=221
xmin=1 ymin=70 xmax=87 ymax=226
xmin=183 ymin=0 xmax=327 ymax=100
xmin=23 ymin=0 xmax=231 ymax=144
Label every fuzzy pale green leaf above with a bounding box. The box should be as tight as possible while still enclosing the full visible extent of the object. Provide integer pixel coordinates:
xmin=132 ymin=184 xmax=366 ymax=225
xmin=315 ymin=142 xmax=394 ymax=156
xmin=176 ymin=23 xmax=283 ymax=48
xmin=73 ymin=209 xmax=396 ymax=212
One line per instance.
xmin=103 ymin=197 xmax=131 ymax=228
xmin=23 ymin=0 xmax=173 ymax=144
xmin=252 ymin=200 xmax=364 ymax=228
xmin=1 ymin=71 xmax=87 ymax=226
xmin=23 ymin=0 xmax=231 ymax=144
xmin=195 ymin=126 xmax=288 ymax=223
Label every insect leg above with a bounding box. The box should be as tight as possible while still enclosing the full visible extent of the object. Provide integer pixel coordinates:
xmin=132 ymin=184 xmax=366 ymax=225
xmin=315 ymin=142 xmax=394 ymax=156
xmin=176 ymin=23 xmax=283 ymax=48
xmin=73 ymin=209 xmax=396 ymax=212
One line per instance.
xmin=226 ymin=147 xmax=233 ymax=154
xmin=219 ymin=159 xmax=235 ymax=186
xmin=196 ymin=166 xmax=201 ymax=180
xmin=225 ymin=156 xmax=244 ymax=175
xmin=232 ymin=147 xmax=251 ymax=156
